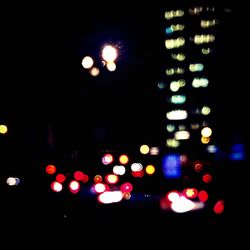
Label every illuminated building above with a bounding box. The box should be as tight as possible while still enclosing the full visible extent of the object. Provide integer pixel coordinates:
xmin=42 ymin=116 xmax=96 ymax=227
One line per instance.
xmin=158 ymin=0 xmax=232 ymax=161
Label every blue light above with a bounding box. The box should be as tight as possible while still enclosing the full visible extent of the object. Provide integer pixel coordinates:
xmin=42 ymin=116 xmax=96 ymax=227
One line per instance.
xmin=165 ymin=27 xmax=173 ymax=35
xmin=229 ymin=143 xmax=245 ymax=161
xmin=162 ymin=153 xmax=181 ymax=178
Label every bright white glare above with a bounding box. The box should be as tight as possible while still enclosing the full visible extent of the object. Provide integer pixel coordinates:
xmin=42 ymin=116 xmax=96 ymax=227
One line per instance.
xmin=51 ymin=181 xmax=63 ymax=192
xmin=166 ymin=110 xmax=188 ymax=120
xmin=201 ymin=126 xmax=212 ymax=137
xmin=167 ymin=191 xmax=180 ymax=202
xmin=102 ymin=45 xmax=117 ymax=62
xmin=94 ymin=183 xmax=106 ymax=193
xmin=170 ymin=196 xmax=195 ymax=213
xmin=81 ymin=56 xmax=94 ymax=69
xmin=113 ymin=165 xmax=126 ymax=175
xmin=131 ymin=163 xmax=143 ymax=172
xmin=98 ymin=191 xmax=123 ymax=204
xmin=6 ymin=177 xmax=20 ymax=186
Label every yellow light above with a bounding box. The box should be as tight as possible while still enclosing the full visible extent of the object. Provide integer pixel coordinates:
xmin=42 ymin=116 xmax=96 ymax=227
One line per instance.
xmin=145 ymin=165 xmax=155 ymax=175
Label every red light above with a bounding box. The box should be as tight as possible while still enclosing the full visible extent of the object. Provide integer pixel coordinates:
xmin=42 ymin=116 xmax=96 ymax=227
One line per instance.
xmin=213 ymin=200 xmax=225 ymax=214
xmin=120 ymin=182 xmax=133 ymax=193
xmin=202 ymin=173 xmax=212 ymax=183
xmin=56 ymin=173 xmax=66 ymax=183
xmin=132 ymin=170 xmax=144 ymax=178
xmin=45 ymin=164 xmax=56 ymax=175
xmin=198 ymin=190 xmax=209 ymax=202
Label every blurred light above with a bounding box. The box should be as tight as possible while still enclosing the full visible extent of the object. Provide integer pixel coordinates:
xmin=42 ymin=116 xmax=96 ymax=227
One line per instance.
xmin=101 ymin=45 xmax=117 ymax=62
xmin=169 ymin=94 xmax=186 ymax=104
xmin=140 ymin=144 xmax=150 ymax=154
xmin=193 ymin=34 xmax=215 ymax=44
xmin=189 ymin=63 xmax=204 ymax=72
xmin=198 ymin=190 xmax=209 ymax=202
xmin=145 ymin=165 xmax=155 ymax=175
xmin=119 ymin=154 xmax=129 ymax=165
xmin=166 ymin=110 xmax=188 ymax=120
xmin=69 ymin=180 xmax=80 ymax=194
xmin=174 ymin=130 xmax=190 ymax=140
xmin=165 ymin=37 xmax=185 ymax=49
xmin=51 ymin=181 xmax=63 ymax=192
xmin=201 ymin=126 xmax=212 ymax=137
xmin=194 ymin=162 xmax=204 ymax=172
xmin=157 ymin=81 xmax=166 ymax=89
xmin=123 ymin=192 xmax=131 ymax=200
xmin=94 ymin=183 xmax=107 ymax=193
xmin=192 ymin=77 xmax=209 ymax=88
xmin=166 ymin=191 xmax=180 ymax=202
xmin=162 ymin=154 xmax=182 ymax=178
xmin=131 ymin=169 xmax=144 ymax=178
xmin=171 ymin=53 xmax=185 ymax=61
xmin=213 ymin=200 xmax=225 ymax=214
xmin=45 ymin=164 xmax=57 ymax=175
xmin=105 ymin=174 xmax=119 ymax=184
xmin=201 ymin=136 xmax=210 ymax=144
xmin=98 ymin=191 xmax=123 ymax=204
xmin=229 ymin=143 xmax=245 ymax=161
xmin=120 ymin=182 xmax=133 ymax=193
xmin=183 ymin=188 xmax=198 ymax=199
xmin=149 ymin=146 xmax=160 ymax=155
xmin=81 ymin=56 xmax=94 ymax=69
xmin=201 ymin=106 xmax=211 ymax=115
xmin=56 ymin=173 xmax=66 ymax=183
xmin=74 ymin=170 xmax=85 ymax=181
xmin=106 ymin=61 xmax=116 ymax=71
xmin=165 ymin=26 xmax=173 ymax=35
xmin=94 ymin=175 xmax=102 ymax=183
xmin=0 ymin=124 xmax=8 ymax=134
xmin=171 ymin=196 xmax=195 ymax=213
xmin=207 ymin=144 xmax=218 ymax=153
xmin=113 ymin=165 xmax=126 ymax=176
xmin=6 ymin=177 xmax=20 ymax=186
xmin=164 ymin=9 xmax=184 ymax=20
xmin=131 ymin=163 xmax=143 ymax=172
xmin=89 ymin=67 xmax=100 ymax=76
xmin=166 ymin=124 xmax=175 ymax=132
xmin=102 ymin=153 xmax=114 ymax=165
xmin=166 ymin=138 xmax=180 ymax=148
xmin=202 ymin=173 xmax=212 ymax=183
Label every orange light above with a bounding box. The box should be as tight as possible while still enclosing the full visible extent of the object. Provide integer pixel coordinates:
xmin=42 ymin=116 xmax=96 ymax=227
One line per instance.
xmin=46 ymin=164 xmax=56 ymax=175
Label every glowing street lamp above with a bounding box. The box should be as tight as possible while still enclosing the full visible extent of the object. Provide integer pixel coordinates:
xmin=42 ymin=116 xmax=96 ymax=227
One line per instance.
xmin=101 ymin=45 xmax=118 ymax=62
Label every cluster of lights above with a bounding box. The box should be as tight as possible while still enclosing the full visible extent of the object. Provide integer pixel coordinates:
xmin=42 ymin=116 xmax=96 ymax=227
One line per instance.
xmin=44 ymin=145 xmax=158 ymax=205
xmin=81 ymin=44 xmax=119 ymax=76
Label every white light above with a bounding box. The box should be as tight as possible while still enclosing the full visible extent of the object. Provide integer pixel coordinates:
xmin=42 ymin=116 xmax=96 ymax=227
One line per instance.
xmin=98 ymin=191 xmax=123 ymax=204
xmin=81 ymin=56 xmax=94 ymax=69
xmin=102 ymin=45 xmax=117 ymax=62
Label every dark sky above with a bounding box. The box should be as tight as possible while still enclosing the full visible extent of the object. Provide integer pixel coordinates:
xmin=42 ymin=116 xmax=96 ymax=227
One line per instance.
xmin=1 ymin=2 xmax=245 ymax=171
